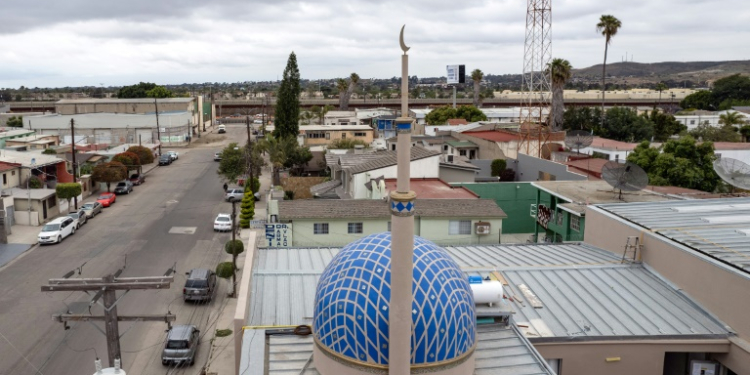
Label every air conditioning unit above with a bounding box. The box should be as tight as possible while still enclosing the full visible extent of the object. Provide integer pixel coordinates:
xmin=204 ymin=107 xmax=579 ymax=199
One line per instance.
xmin=475 ymin=222 xmax=491 ymax=235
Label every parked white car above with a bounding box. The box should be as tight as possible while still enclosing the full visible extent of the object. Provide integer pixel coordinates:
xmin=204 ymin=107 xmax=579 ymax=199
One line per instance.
xmin=213 ymin=214 xmax=232 ymax=232
xmin=38 ymin=217 xmax=76 ymax=245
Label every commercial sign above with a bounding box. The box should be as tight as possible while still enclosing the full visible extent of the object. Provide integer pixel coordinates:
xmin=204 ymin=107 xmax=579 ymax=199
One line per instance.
xmin=265 ymin=223 xmax=292 ymax=247
xmin=446 ymin=64 xmax=466 ymax=84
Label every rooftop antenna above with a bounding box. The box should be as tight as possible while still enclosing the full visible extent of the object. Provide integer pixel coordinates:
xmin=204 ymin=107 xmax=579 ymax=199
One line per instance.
xmin=602 ymin=161 xmax=649 ymax=200
xmin=564 ymin=130 xmax=594 ymax=155
xmin=713 ymin=157 xmax=750 ymax=194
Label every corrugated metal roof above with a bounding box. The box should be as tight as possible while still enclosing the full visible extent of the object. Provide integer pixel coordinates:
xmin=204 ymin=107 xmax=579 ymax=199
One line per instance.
xmin=499 ymin=265 xmax=729 ymax=340
xmin=597 ymin=198 xmax=750 ymax=272
xmin=348 ymin=146 xmax=441 ymax=175
xmin=446 ymin=243 xmax=620 ymax=269
xmin=261 ymin=324 xmax=555 ymax=375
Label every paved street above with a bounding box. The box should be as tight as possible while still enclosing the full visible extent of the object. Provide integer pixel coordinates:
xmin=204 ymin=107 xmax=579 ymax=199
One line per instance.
xmin=0 ymin=125 xmax=250 ymax=375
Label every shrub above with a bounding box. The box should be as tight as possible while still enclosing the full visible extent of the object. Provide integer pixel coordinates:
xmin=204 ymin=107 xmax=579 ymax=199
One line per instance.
xmin=42 ymin=148 xmax=57 ymax=155
xmin=216 ymin=262 xmax=234 ymax=279
xmin=224 ymin=239 xmax=245 ymax=256
xmin=56 ymin=183 xmax=82 ymax=207
xmin=491 ymin=159 xmax=507 ymax=177
xmin=499 ymin=169 xmax=516 ymax=182
xmin=28 ymin=176 xmax=42 ymax=189
xmin=240 ymin=192 xmax=255 ymax=228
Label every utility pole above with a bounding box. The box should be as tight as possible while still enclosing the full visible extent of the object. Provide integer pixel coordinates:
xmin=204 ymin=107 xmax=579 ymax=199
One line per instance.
xmin=70 ymin=119 xmax=78 ymax=209
xmin=154 ymin=98 xmax=162 ymax=156
xmin=41 ymin=268 xmax=176 ymax=367
xmin=231 ymin=200 xmax=238 ymax=297
xmin=245 ymin=115 xmax=252 ymax=143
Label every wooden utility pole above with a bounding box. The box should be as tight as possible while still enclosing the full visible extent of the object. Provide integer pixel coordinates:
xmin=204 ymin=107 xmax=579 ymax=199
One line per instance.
xmin=246 ymin=115 xmax=252 ymax=142
xmin=41 ymin=269 xmax=176 ymax=367
xmin=70 ymin=119 xmax=78 ymax=209
xmin=231 ymin=200 xmax=238 ymax=297
xmin=154 ymin=98 xmax=162 ymax=156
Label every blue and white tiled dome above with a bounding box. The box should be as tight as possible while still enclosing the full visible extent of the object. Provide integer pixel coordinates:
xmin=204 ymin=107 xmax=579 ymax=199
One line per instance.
xmin=313 ymin=232 xmax=476 ymax=367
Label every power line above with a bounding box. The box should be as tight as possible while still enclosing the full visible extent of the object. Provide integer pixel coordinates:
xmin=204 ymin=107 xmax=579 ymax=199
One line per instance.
xmin=0 ymin=329 xmax=45 ymax=375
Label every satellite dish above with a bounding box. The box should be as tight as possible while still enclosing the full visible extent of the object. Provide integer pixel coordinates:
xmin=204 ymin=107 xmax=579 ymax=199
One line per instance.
xmin=602 ymin=161 xmax=649 ymax=200
xmin=713 ymin=157 xmax=750 ymax=191
xmin=564 ymin=130 xmax=594 ymax=154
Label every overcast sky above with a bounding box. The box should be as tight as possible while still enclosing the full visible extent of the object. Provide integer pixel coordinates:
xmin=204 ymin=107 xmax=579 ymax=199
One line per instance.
xmin=1 ymin=0 xmax=748 ymax=88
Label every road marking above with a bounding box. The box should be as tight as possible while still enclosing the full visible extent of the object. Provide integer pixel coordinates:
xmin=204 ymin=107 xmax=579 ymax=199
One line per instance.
xmin=166 ymin=200 xmax=179 ymax=205
xmin=169 ymin=227 xmax=197 ymax=235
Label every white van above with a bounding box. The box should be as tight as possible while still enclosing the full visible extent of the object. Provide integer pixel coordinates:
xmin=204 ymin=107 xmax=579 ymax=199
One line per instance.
xmin=217 ymin=125 xmax=226 ymax=134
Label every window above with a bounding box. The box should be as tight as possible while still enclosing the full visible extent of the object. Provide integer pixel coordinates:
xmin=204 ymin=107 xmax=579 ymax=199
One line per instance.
xmin=459 ymin=150 xmax=467 ymax=156
xmin=443 ymin=145 xmax=449 ymax=151
xmin=348 ymin=222 xmax=363 ymax=234
xmin=308 ymin=132 xmax=326 ymax=139
xmin=48 ymin=196 xmax=57 ymax=208
xmin=313 ymin=223 xmax=329 ymax=234
xmin=2 ymin=174 xmax=5 ymax=185
xmin=387 ymin=221 xmax=391 ymax=231
xmin=325 ymin=132 xmax=331 ymax=140
xmin=341 ymin=133 xmax=347 ymax=139
xmin=690 ymin=120 xmax=696 ymax=125
xmin=354 ymin=132 xmax=367 ymax=137
xmin=12 ymin=170 xmax=15 ymax=176
xmin=449 ymin=220 xmax=472 ymax=235
xmin=570 ymin=215 xmax=580 ymax=232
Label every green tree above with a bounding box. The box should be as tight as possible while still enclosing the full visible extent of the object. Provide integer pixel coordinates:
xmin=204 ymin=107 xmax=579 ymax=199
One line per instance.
xmin=425 ymin=105 xmax=487 ymax=125
xmin=6 ymin=116 xmax=23 ymax=128
xmin=719 ymin=111 xmax=748 ymax=127
xmin=216 ymin=262 xmax=234 ymax=279
xmin=712 ymin=74 xmax=750 ymax=108
xmin=274 ymin=52 xmax=301 ymax=139
xmin=680 ymin=90 xmax=714 ymax=111
xmin=654 ymin=82 xmax=668 ymax=106
xmin=337 ymin=78 xmax=349 ymax=110
xmin=689 ymin=122 xmax=741 ymax=142
xmin=224 ymin=239 xmax=245 ymax=297
xmin=145 ymin=86 xmax=174 ymax=98
xmin=116 ymin=82 xmax=167 ymax=98
xmin=546 ymin=58 xmax=573 ymax=131
xmin=645 ymin=109 xmax=686 ymax=142
xmin=42 ymin=148 xmax=57 ymax=155
xmin=92 ymin=161 xmax=127 ymax=192
xmin=55 ymin=183 xmax=82 ymax=210
xmin=599 ymin=107 xmax=653 ymax=142
xmin=239 ymin=191 xmax=255 ymax=228
xmin=257 ymin=135 xmax=311 ymax=185
xmin=596 ymin=14 xmax=622 ymax=117
xmin=562 ymin=107 xmax=602 ymax=132
xmin=111 ymin=152 xmax=141 ymax=170
xmin=126 ymin=145 xmax=155 ymax=165
xmin=28 ymin=176 xmax=42 ymax=189
xmin=328 ymin=138 xmax=369 ymax=149
xmin=217 ymin=143 xmax=245 ymax=183
xmin=627 ymin=137 xmax=719 ymax=192
xmin=740 ymin=125 xmax=750 ymax=142
xmin=471 ymin=69 xmax=484 ymax=107
xmin=491 ymin=159 xmax=506 ymax=177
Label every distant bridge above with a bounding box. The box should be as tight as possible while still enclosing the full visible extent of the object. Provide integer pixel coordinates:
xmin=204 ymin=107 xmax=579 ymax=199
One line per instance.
xmin=6 ymin=97 xmax=678 ymax=115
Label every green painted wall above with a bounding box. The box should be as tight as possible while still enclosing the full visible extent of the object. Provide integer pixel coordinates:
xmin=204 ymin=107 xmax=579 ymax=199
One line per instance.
xmin=533 ymin=188 xmax=585 ymax=243
xmin=457 ymin=182 xmax=542 ymax=234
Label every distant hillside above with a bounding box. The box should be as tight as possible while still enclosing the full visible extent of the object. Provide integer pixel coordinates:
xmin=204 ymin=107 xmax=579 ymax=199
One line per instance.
xmin=573 ymin=60 xmax=750 ymax=85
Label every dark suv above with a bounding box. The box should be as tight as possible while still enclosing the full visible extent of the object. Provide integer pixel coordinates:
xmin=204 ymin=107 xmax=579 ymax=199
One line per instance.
xmin=159 ymin=154 xmax=172 ymax=166
xmin=183 ymin=268 xmax=217 ymax=302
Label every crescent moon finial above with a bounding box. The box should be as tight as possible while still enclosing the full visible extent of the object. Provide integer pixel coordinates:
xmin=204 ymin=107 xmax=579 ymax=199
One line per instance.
xmin=399 ymin=25 xmax=410 ymax=54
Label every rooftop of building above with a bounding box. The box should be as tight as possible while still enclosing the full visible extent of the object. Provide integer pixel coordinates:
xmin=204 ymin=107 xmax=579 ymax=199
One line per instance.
xmin=56 ymin=98 xmax=193 ymax=104
xmin=0 ymin=161 xmax=21 ymax=172
xmin=462 ymin=130 xmax=521 ymax=143
xmin=0 ymin=129 xmax=35 ymax=138
xmin=596 ymin=197 xmax=750 ymax=273
xmin=240 ymin=241 xmax=728 ymax=374
xmin=299 ymin=124 xmax=373 ymax=131
xmin=278 ymin=198 xmax=506 ymax=219
xmin=533 ymin=180 xmax=686 ymax=215
xmin=587 ymin=136 xmax=639 ymax=151
xmin=563 ymin=157 xmax=609 ymax=176
xmin=447 ymin=118 xmax=469 ymax=125
xmin=347 ymin=146 xmax=441 ymax=174
xmin=446 ymin=140 xmax=478 ymax=148
xmin=0 ymin=149 xmax=65 ymax=167
xmin=382 ymin=178 xmax=478 ymax=199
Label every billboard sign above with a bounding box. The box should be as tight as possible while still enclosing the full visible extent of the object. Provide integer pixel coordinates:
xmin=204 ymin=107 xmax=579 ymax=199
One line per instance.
xmin=446 ymin=65 xmax=466 ymax=84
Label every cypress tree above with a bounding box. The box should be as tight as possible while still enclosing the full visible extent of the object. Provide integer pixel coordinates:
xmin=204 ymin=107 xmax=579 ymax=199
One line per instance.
xmin=274 ymin=52 xmax=301 ymax=139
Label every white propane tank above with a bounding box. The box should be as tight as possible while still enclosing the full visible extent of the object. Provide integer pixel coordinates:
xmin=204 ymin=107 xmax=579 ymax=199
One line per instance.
xmin=470 ymin=280 xmax=503 ymax=306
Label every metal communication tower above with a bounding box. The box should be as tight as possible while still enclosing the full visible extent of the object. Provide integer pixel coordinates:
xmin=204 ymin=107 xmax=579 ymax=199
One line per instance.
xmin=519 ymin=0 xmax=552 ymax=158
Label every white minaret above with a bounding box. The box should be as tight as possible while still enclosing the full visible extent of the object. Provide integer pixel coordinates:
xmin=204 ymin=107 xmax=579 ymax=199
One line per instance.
xmin=388 ymin=24 xmax=417 ymax=375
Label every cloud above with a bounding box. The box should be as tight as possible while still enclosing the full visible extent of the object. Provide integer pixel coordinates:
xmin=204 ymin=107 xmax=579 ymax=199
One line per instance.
xmin=0 ymin=0 xmax=748 ymax=88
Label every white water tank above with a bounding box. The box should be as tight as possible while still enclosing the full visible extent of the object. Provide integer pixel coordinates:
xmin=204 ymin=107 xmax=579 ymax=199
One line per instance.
xmin=470 ymin=280 xmax=503 ymax=306
xmin=93 ymin=358 xmax=126 ymax=375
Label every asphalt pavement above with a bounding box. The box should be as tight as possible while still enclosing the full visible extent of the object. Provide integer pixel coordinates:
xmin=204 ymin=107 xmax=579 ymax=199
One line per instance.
xmin=0 ymin=125 xmax=245 ymax=375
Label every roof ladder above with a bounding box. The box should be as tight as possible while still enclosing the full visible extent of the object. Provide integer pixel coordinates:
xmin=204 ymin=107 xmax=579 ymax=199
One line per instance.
xmin=621 ymin=236 xmax=641 ymax=264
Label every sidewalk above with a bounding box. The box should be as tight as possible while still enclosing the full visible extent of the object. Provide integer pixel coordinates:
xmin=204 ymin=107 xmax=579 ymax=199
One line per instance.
xmin=204 ymin=161 xmax=273 ymax=375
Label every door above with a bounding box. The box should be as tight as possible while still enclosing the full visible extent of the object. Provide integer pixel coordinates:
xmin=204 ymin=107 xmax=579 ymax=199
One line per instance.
xmin=42 ymin=201 xmax=48 ymax=219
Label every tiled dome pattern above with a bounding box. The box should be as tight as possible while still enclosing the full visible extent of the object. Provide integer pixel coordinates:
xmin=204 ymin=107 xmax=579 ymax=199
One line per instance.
xmin=313 ymin=232 xmax=476 ymax=366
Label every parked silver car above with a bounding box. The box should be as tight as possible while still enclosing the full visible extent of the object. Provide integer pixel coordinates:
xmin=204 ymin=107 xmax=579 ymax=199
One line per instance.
xmin=225 ymin=188 xmax=244 ymax=202
xmin=161 ymin=324 xmax=200 ymax=366
xmin=81 ymin=201 xmax=103 ymax=218
xmin=67 ymin=208 xmax=88 ymax=228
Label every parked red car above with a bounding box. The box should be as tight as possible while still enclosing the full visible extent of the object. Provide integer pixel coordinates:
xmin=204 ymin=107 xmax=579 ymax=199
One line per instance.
xmin=129 ymin=174 xmax=146 ymax=186
xmin=97 ymin=192 xmax=116 ymax=207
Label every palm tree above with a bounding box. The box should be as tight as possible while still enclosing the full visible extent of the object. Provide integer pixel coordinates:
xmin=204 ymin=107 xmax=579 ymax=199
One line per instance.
xmin=471 ymin=69 xmax=484 ymax=107
xmin=596 ymin=15 xmax=622 ymax=119
xmin=337 ymin=78 xmax=348 ymax=110
xmin=719 ymin=111 xmax=747 ymax=128
xmin=545 ymin=58 xmax=572 ymax=131
xmin=655 ymin=82 xmax=668 ymax=106
xmin=257 ymin=135 xmax=297 ymax=186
